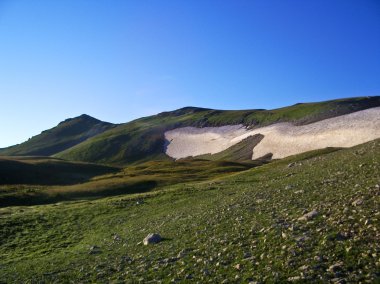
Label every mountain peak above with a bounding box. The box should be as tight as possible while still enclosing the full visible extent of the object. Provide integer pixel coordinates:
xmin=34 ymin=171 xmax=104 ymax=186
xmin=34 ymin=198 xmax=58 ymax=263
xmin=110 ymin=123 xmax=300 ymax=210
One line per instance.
xmin=59 ymin=114 xmax=101 ymax=125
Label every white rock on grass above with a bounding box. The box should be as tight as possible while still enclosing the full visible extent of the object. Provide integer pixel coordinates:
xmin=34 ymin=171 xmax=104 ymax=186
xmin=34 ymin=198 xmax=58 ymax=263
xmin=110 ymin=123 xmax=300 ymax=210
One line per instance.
xmin=351 ymin=198 xmax=364 ymax=206
xmin=298 ymin=210 xmax=319 ymax=221
xmin=143 ymin=233 xmax=162 ymax=245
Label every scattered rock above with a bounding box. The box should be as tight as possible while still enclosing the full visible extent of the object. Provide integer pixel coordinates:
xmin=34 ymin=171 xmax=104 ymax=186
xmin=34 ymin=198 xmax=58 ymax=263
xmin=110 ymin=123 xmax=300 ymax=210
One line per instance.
xmin=314 ymin=256 xmax=323 ymax=262
xmin=288 ymin=276 xmax=301 ymax=281
xmin=202 ymin=268 xmax=210 ymax=276
xmin=177 ymin=248 xmax=191 ymax=258
xmin=89 ymin=245 xmax=101 ymax=254
xmin=351 ymin=198 xmax=363 ymax=206
xmin=331 ymin=278 xmax=346 ymax=284
xmin=143 ymin=233 xmax=162 ymax=245
xmin=328 ymin=261 xmax=344 ymax=273
xmin=112 ymin=234 xmax=122 ymax=242
xmin=234 ymin=263 xmax=242 ymax=270
xmin=185 ymin=274 xmax=193 ymax=280
xmin=298 ymin=210 xmax=319 ymax=221
xmin=243 ymin=252 xmax=252 ymax=259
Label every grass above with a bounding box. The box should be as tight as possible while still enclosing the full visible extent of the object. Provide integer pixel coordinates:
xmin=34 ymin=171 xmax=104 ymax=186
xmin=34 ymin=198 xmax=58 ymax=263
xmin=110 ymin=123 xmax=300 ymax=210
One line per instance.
xmin=0 ymin=156 xmax=118 ymax=185
xmin=0 ymin=139 xmax=379 ymax=283
xmin=196 ymin=134 xmax=265 ymax=162
xmin=0 ymin=159 xmax=258 ymax=207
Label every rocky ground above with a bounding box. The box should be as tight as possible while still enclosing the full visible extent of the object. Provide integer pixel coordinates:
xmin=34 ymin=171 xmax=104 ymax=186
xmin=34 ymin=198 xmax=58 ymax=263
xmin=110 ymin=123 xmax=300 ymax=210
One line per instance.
xmin=0 ymin=140 xmax=379 ymax=283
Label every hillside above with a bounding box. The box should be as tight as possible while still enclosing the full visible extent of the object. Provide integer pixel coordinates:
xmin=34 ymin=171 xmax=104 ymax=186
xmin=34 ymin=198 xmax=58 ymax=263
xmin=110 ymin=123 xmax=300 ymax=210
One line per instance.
xmin=55 ymin=96 xmax=380 ymax=165
xmin=0 ymin=159 xmax=257 ymax=207
xmin=0 ymin=114 xmax=115 ymax=156
xmin=1 ymin=139 xmax=378 ymax=282
xmin=0 ymin=156 xmax=118 ymax=186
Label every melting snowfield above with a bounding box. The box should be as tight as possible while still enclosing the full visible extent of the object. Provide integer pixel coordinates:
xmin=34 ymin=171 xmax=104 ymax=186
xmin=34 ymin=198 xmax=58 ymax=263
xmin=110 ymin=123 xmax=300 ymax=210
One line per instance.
xmin=165 ymin=107 xmax=380 ymax=160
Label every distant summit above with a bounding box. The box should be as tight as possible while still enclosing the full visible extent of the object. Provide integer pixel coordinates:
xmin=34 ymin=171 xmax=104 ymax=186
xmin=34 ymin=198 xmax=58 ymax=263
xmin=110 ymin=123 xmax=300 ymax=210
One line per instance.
xmin=59 ymin=114 xmax=101 ymax=125
xmin=0 ymin=114 xmax=115 ymax=156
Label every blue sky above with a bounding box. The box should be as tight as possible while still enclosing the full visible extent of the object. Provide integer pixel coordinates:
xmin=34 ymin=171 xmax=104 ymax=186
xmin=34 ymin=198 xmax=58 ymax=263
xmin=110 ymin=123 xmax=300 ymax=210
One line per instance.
xmin=0 ymin=0 xmax=379 ymax=147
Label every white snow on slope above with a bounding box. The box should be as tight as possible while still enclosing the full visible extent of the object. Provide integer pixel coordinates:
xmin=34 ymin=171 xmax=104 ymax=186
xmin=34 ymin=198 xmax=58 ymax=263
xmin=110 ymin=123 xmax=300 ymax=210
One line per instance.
xmin=165 ymin=107 xmax=380 ymax=160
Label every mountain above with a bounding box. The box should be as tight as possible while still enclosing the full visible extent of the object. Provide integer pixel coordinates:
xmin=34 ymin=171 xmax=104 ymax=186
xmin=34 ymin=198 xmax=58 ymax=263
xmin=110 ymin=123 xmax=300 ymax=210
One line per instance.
xmin=55 ymin=96 xmax=380 ymax=165
xmin=0 ymin=114 xmax=115 ymax=156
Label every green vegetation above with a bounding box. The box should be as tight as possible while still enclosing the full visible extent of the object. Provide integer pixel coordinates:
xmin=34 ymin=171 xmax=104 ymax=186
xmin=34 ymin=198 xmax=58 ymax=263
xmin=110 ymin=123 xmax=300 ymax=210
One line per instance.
xmin=0 ymin=140 xmax=379 ymax=283
xmin=0 ymin=156 xmax=118 ymax=185
xmin=0 ymin=114 xmax=115 ymax=156
xmin=0 ymin=159 xmax=257 ymax=207
xmin=56 ymin=96 xmax=380 ymax=165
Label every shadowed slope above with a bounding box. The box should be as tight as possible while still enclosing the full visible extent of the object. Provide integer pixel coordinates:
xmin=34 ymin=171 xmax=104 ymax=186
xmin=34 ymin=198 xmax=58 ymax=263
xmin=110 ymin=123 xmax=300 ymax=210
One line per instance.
xmin=195 ymin=134 xmax=264 ymax=162
xmin=0 ymin=159 xmax=255 ymax=207
xmin=0 ymin=156 xmax=118 ymax=185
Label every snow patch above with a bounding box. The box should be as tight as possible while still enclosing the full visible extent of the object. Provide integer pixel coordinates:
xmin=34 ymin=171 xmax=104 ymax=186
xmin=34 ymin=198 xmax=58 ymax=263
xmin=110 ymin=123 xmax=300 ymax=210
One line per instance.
xmin=165 ymin=107 xmax=380 ymax=160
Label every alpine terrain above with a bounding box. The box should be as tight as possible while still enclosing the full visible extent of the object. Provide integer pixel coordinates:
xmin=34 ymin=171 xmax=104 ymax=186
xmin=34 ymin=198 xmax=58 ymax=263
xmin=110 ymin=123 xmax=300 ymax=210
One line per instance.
xmin=0 ymin=96 xmax=379 ymax=283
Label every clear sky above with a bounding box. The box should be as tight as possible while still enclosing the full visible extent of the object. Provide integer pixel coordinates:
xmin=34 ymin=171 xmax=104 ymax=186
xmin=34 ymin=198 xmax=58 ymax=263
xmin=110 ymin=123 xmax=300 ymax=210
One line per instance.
xmin=0 ymin=0 xmax=379 ymax=147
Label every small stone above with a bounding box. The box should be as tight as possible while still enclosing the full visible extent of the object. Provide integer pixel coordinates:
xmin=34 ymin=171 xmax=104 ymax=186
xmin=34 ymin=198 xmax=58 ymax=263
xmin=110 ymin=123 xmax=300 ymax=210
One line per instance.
xmin=331 ymin=278 xmax=346 ymax=284
xmin=177 ymin=249 xmax=191 ymax=258
xmin=298 ymin=210 xmax=319 ymax=221
xmin=351 ymin=198 xmax=363 ymax=206
xmin=143 ymin=233 xmax=162 ymax=245
xmin=202 ymin=269 xmax=210 ymax=276
xmin=234 ymin=264 xmax=242 ymax=270
xmin=288 ymin=276 xmax=301 ymax=281
xmin=243 ymin=252 xmax=252 ymax=259
xmin=314 ymin=256 xmax=322 ymax=262
xmin=89 ymin=245 xmax=101 ymax=254
xmin=328 ymin=261 xmax=343 ymax=273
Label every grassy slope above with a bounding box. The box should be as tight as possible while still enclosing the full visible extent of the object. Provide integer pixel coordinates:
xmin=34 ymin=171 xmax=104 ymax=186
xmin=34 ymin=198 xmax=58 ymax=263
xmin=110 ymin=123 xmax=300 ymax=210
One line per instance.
xmin=0 ymin=159 xmax=256 ymax=207
xmin=196 ymin=134 xmax=265 ymax=162
xmin=0 ymin=140 xmax=379 ymax=283
xmin=0 ymin=156 xmax=118 ymax=186
xmin=0 ymin=114 xmax=115 ymax=156
xmin=56 ymin=96 xmax=380 ymax=166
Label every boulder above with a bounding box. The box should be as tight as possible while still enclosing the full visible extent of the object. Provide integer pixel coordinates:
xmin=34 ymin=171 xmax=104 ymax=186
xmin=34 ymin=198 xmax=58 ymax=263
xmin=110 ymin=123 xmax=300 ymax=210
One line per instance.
xmin=143 ymin=233 xmax=162 ymax=245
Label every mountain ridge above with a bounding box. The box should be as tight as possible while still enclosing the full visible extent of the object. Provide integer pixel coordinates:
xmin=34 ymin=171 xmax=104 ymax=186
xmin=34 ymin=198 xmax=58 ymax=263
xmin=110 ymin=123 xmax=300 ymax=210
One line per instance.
xmin=2 ymin=96 xmax=380 ymax=165
xmin=56 ymin=96 xmax=380 ymax=165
